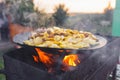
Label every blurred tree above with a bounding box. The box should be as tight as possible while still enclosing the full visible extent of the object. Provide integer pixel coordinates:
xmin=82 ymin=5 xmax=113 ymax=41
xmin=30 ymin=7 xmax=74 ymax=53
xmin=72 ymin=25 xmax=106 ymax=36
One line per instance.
xmin=17 ymin=0 xmax=34 ymax=25
xmin=5 ymin=0 xmax=55 ymax=28
xmin=52 ymin=4 xmax=68 ymax=26
xmin=6 ymin=0 xmax=34 ymax=25
xmin=104 ymin=1 xmax=113 ymax=22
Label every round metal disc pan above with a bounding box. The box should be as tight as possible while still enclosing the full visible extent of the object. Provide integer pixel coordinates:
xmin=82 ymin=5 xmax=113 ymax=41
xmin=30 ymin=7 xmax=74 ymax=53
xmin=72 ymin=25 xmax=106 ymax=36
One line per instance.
xmin=13 ymin=32 xmax=107 ymax=50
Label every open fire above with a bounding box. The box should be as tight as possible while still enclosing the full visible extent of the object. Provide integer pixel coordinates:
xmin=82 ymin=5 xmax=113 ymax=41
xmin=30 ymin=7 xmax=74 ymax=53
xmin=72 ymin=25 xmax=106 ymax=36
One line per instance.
xmin=1 ymin=37 xmax=120 ymax=80
xmin=33 ymin=48 xmax=80 ymax=73
xmin=63 ymin=54 xmax=80 ymax=66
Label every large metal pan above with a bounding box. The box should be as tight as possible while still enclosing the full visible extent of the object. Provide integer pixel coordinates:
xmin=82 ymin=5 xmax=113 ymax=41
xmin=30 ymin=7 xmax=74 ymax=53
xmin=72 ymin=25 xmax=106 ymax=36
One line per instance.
xmin=13 ymin=32 xmax=107 ymax=51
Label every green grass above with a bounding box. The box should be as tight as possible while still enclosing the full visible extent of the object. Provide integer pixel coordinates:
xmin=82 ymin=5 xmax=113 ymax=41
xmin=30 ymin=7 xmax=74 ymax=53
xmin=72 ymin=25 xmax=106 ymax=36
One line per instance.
xmin=0 ymin=52 xmax=6 ymax=80
xmin=0 ymin=58 xmax=4 ymax=69
xmin=0 ymin=74 xmax=6 ymax=80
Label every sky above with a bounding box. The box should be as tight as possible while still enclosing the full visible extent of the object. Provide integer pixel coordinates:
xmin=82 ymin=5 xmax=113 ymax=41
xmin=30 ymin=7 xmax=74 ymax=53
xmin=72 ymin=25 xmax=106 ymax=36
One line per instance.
xmin=0 ymin=0 xmax=5 ymax=3
xmin=33 ymin=0 xmax=116 ymax=13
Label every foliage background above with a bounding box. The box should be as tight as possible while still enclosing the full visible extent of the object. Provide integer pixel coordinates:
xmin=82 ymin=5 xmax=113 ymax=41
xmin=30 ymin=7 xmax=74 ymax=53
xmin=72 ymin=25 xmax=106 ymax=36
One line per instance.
xmin=4 ymin=0 xmax=113 ymax=36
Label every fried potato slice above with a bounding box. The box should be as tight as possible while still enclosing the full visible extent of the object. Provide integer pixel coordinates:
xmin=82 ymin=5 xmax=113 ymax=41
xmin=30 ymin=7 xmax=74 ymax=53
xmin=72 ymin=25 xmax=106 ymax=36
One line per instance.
xmin=24 ymin=27 xmax=98 ymax=49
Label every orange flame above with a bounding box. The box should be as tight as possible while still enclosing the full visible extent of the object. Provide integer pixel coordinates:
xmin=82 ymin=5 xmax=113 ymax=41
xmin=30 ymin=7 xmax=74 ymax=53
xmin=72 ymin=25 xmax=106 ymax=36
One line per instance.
xmin=35 ymin=48 xmax=54 ymax=67
xmin=32 ymin=55 xmax=39 ymax=62
xmin=33 ymin=48 xmax=80 ymax=72
xmin=63 ymin=54 xmax=80 ymax=66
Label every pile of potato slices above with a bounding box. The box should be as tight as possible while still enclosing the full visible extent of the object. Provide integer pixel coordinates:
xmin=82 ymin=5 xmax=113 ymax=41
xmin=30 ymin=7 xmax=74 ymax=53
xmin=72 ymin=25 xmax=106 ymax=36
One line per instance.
xmin=24 ymin=27 xmax=99 ymax=49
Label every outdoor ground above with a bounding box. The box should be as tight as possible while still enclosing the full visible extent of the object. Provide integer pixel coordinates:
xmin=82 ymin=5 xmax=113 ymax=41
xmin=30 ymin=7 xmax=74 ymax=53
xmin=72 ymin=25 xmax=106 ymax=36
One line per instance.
xmin=0 ymin=40 xmax=120 ymax=80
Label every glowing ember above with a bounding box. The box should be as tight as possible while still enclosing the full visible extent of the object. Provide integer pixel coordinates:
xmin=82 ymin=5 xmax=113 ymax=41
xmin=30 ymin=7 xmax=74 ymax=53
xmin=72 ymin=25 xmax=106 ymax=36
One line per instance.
xmin=58 ymin=50 xmax=71 ymax=53
xmin=63 ymin=54 xmax=80 ymax=66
